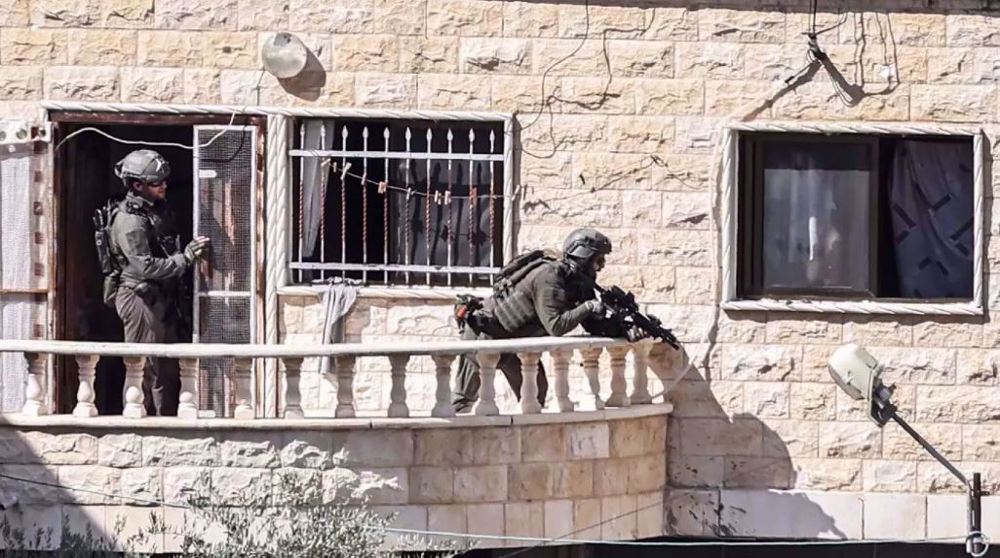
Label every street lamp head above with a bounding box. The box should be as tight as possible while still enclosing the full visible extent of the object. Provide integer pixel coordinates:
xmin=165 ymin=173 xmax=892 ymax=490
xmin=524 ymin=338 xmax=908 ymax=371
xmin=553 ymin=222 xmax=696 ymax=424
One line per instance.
xmin=828 ymin=343 xmax=897 ymax=426
xmin=827 ymin=343 xmax=882 ymax=401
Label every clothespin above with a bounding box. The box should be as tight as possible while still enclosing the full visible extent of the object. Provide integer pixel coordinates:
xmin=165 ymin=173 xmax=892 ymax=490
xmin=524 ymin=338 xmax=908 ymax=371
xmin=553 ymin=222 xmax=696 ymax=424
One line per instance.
xmin=444 ymin=191 xmax=452 ymax=204
xmin=434 ymin=191 xmax=442 ymax=205
xmin=406 ymin=187 xmax=413 ymax=200
xmin=470 ymin=186 xmax=478 ymax=206
xmin=377 ymin=181 xmax=388 ymax=194
xmin=360 ymin=171 xmax=368 ymax=189
xmin=340 ymin=162 xmax=352 ymax=182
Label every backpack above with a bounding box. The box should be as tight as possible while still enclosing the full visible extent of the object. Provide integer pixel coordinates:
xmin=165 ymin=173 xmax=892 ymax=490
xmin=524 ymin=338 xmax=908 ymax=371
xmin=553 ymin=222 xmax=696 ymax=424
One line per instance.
xmin=92 ymin=198 xmax=122 ymax=307
xmin=452 ymin=250 xmax=557 ymax=333
xmin=492 ymin=249 xmax=558 ymax=299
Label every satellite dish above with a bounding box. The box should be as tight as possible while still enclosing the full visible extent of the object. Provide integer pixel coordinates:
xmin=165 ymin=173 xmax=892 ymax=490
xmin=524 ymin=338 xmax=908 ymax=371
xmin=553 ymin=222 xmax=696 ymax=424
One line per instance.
xmin=261 ymin=32 xmax=309 ymax=79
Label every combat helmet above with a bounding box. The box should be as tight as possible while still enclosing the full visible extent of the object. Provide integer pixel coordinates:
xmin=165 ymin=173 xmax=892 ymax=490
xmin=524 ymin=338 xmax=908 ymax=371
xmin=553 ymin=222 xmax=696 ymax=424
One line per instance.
xmin=114 ymin=149 xmax=171 ymax=187
xmin=563 ymin=228 xmax=612 ymax=261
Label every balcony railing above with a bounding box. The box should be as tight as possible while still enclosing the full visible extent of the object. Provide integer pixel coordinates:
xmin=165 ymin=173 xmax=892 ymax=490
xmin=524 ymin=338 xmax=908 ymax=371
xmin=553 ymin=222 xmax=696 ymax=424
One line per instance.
xmin=0 ymin=337 xmax=673 ymax=420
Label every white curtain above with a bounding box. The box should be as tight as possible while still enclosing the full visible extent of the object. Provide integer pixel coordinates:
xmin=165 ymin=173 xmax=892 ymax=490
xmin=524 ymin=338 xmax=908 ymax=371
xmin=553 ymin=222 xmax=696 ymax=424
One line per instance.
xmin=0 ymin=141 xmax=36 ymax=413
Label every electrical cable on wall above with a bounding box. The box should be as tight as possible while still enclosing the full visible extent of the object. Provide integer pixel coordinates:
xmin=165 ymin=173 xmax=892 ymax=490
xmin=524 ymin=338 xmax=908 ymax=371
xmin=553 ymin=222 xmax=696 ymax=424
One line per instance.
xmin=50 ymin=71 xmax=266 ymax=154
xmin=0 ymin=472 xmax=986 ymax=551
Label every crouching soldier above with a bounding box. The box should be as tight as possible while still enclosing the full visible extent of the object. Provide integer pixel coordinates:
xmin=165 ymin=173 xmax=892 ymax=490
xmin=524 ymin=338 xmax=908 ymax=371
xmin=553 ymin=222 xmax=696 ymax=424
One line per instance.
xmin=104 ymin=149 xmax=210 ymax=416
xmin=452 ymin=228 xmax=648 ymax=413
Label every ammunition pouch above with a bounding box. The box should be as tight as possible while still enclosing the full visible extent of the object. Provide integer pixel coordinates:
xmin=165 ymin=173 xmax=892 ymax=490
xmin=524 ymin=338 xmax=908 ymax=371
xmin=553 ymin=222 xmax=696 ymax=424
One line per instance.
xmin=102 ymin=273 xmax=120 ymax=308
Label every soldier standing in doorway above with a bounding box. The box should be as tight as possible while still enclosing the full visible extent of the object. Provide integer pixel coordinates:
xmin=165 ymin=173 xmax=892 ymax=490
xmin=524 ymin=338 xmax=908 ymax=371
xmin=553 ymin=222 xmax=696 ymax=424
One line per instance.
xmin=452 ymin=228 xmax=647 ymax=413
xmin=100 ymin=149 xmax=210 ymax=416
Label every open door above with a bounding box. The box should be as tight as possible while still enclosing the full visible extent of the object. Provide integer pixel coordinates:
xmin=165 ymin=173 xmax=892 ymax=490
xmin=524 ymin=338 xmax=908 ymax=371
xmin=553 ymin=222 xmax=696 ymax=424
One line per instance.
xmin=192 ymin=125 xmax=259 ymax=417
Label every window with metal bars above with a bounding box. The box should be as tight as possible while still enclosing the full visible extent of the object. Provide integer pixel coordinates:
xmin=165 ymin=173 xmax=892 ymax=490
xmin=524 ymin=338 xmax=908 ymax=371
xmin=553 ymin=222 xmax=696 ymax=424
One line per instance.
xmin=288 ymin=117 xmax=507 ymax=287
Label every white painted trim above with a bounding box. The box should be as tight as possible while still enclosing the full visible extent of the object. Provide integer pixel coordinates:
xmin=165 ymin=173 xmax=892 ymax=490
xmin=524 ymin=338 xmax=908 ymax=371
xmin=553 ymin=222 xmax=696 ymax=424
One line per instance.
xmin=277 ymin=284 xmax=493 ymax=301
xmin=720 ymin=122 xmax=985 ymax=316
xmin=0 ymin=335 xmax=629 ymax=358
xmin=0 ymin=403 xmax=672 ymax=430
xmin=721 ymin=299 xmax=982 ymax=316
xmin=264 ymin=114 xmax=290 ymax=418
xmin=40 ymin=101 xmax=510 ymax=121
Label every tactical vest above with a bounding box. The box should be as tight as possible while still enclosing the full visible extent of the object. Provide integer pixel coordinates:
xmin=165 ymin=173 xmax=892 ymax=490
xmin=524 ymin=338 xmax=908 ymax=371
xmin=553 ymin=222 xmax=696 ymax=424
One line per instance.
xmin=492 ymin=258 xmax=566 ymax=334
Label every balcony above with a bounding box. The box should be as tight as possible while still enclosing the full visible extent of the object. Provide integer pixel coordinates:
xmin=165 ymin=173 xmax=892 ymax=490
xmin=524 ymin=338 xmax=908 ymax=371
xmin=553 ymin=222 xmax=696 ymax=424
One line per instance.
xmin=0 ymin=336 xmax=678 ymax=552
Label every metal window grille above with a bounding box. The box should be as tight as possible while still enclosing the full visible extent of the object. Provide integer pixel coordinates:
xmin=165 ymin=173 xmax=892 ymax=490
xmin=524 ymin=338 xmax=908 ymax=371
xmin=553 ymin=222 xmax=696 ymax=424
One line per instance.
xmin=288 ymin=118 xmax=507 ymax=287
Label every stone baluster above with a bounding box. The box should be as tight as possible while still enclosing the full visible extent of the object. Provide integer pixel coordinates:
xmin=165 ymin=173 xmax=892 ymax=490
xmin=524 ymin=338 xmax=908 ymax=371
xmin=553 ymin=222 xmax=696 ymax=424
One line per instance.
xmin=232 ymin=357 xmax=254 ymax=419
xmin=517 ymin=352 xmax=543 ymax=414
xmin=335 ymin=355 xmax=356 ymax=418
xmin=73 ymin=354 xmax=99 ymax=418
xmin=579 ymin=347 xmax=604 ymax=411
xmin=431 ymin=354 xmax=455 ymax=418
xmin=282 ymin=357 xmax=304 ymax=419
xmin=629 ymin=340 xmax=654 ymax=405
xmin=21 ymin=352 xmax=48 ymax=416
xmin=177 ymin=358 xmax=200 ymax=419
xmin=473 ymin=352 xmax=501 ymax=416
xmin=605 ymin=345 xmax=631 ymax=408
xmin=122 ymin=356 xmax=147 ymax=418
xmin=550 ymin=349 xmax=574 ymax=412
xmin=387 ymin=355 xmax=410 ymax=418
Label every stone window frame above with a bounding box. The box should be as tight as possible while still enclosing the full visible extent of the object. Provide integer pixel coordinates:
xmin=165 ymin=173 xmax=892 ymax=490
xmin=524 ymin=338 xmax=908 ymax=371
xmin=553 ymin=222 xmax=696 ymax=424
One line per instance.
xmin=719 ymin=121 xmax=986 ymax=316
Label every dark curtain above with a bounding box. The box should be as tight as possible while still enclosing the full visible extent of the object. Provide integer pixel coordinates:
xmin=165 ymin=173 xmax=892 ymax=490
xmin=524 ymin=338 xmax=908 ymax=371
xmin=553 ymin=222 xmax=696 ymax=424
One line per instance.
xmin=888 ymin=139 xmax=973 ymax=299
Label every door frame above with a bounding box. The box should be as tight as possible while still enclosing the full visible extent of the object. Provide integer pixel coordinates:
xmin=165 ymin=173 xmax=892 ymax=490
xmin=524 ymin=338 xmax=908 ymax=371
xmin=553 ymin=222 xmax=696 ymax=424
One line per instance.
xmin=48 ymin=110 xmax=268 ymax=414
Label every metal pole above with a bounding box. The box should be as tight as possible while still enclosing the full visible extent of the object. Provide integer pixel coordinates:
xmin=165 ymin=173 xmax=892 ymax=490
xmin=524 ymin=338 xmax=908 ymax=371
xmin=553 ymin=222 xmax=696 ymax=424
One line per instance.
xmin=968 ymin=473 xmax=985 ymax=557
xmin=890 ymin=411 xmax=968 ymax=485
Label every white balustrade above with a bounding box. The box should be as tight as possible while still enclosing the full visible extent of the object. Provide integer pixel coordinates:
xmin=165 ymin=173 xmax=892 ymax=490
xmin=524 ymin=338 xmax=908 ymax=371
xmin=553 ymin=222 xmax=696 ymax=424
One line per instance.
xmin=22 ymin=352 xmax=48 ymax=416
xmin=474 ymin=351 xmax=501 ymax=416
xmin=232 ymin=357 xmax=254 ymax=419
xmin=177 ymin=357 xmax=199 ymax=419
xmin=73 ymin=354 xmax=99 ymax=418
xmin=282 ymin=357 xmax=304 ymax=419
xmin=605 ymin=345 xmax=630 ymax=408
xmin=431 ymin=354 xmax=455 ymax=418
xmin=0 ymin=336 xmax=675 ymax=421
xmin=517 ymin=352 xmax=542 ymax=414
xmin=580 ymin=347 xmax=605 ymax=411
xmin=629 ymin=340 xmax=654 ymax=405
xmin=122 ymin=356 xmax=146 ymax=418
xmin=387 ymin=355 xmax=410 ymax=418
xmin=550 ymin=349 xmax=574 ymax=412
xmin=334 ymin=355 xmax=356 ymax=418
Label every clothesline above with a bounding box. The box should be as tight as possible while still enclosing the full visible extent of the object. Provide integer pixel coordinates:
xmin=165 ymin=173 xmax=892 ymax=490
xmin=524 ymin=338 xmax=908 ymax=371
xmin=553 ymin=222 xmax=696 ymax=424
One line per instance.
xmin=313 ymin=160 xmax=506 ymax=202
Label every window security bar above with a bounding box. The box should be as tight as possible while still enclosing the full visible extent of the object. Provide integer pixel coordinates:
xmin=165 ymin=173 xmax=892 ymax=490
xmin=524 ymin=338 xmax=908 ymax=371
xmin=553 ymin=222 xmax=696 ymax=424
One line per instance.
xmin=289 ymin=119 xmax=506 ymax=288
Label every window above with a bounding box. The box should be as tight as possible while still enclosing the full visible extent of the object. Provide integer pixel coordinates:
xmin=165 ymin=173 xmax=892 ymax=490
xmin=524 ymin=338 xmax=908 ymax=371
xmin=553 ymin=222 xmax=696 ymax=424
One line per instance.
xmin=725 ymin=128 xmax=982 ymax=312
xmin=288 ymin=117 xmax=508 ymax=288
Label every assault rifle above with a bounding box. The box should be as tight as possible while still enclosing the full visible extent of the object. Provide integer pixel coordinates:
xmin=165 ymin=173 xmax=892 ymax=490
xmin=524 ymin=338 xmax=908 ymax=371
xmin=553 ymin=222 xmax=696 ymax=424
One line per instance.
xmin=595 ymin=284 xmax=680 ymax=349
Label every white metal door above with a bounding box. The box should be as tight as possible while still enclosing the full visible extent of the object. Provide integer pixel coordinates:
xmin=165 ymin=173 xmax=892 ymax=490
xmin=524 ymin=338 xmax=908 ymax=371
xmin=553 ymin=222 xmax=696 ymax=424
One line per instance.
xmin=192 ymin=125 xmax=258 ymax=416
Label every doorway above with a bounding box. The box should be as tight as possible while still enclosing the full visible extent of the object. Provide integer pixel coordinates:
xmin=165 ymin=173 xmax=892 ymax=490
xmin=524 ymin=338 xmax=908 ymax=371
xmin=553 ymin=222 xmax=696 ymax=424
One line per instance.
xmin=52 ymin=113 xmax=266 ymax=416
xmin=55 ymin=122 xmax=194 ymax=415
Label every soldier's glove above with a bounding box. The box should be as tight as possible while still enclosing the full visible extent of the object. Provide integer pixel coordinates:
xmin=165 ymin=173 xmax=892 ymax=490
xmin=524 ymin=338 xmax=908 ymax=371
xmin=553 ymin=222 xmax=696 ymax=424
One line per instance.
xmin=625 ymin=324 xmax=650 ymax=343
xmin=584 ymin=299 xmax=606 ymax=316
xmin=183 ymin=236 xmax=210 ymax=264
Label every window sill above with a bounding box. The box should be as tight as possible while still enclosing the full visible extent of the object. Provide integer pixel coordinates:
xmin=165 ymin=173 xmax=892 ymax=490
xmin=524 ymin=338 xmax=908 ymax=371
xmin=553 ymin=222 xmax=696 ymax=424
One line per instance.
xmin=277 ymin=284 xmax=492 ymax=301
xmin=721 ymin=298 xmax=983 ymax=316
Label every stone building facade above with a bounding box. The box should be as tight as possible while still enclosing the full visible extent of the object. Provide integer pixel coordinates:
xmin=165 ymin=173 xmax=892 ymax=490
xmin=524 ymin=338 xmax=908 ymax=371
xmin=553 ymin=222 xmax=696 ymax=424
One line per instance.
xmin=3 ymin=0 xmax=1000 ymax=549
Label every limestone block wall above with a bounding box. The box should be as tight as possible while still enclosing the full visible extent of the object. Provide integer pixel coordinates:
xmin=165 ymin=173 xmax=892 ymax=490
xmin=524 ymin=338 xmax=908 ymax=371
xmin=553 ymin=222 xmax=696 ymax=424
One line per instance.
xmin=0 ymin=410 xmax=668 ymax=551
xmin=6 ymin=0 xmax=1000 ymax=543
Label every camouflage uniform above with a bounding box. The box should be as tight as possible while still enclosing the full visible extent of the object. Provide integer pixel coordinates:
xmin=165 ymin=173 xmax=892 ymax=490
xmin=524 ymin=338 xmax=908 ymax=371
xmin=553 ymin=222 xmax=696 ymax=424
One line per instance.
xmin=108 ymin=190 xmax=188 ymax=416
xmin=452 ymin=258 xmax=624 ymax=413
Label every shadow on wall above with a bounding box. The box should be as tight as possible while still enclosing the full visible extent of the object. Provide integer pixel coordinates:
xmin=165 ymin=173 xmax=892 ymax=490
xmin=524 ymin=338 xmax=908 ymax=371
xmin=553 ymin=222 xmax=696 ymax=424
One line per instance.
xmin=0 ymin=422 xmax=111 ymax=553
xmin=664 ymin=347 xmax=849 ymax=540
